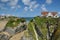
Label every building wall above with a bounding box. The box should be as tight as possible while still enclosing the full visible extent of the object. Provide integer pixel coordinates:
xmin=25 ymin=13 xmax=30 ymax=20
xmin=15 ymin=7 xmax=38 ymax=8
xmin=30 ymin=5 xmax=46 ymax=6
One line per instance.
xmin=41 ymin=12 xmax=59 ymax=18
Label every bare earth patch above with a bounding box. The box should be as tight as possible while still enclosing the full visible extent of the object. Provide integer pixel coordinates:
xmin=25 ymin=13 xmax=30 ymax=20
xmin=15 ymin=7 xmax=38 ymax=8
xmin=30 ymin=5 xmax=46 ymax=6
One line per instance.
xmin=0 ymin=20 xmax=8 ymax=31
xmin=9 ymin=30 xmax=26 ymax=40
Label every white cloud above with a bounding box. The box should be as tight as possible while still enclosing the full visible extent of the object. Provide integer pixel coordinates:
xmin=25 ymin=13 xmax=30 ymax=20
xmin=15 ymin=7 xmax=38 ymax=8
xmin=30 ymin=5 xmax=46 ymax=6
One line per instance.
xmin=22 ymin=0 xmax=30 ymax=5
xmin=46 ymin=0 xmax=52 ymax=4
xmin=33 ymin=4 xmax=39 ymax=8
xmin=30 ymin=8 xmax=33 ymax=11
xmin=0 ymin=13 xmax=16 ymax=16
xmin=58 ymin=12 xmax=60 ymax=14
xmin=1 ymin=0 xmax=39 ymax=11
xmin=0 ymin=4 xmax=8 ymax=11
xmin=29 ymin=1 xmax=37 ymax=9
xmin=30 ymin=1 xmax=36 ymax=5
xmin=1 ymin=13 xmax=5 ymax=16
xmin=24 ymin=7 xmax=28 ymax=11
xmin=1 ymin=0 xmax=9 ymax=2
xmin=41 ymin=4 xmax=47 ymax=11
xmin=11 ymin=6 xmax=15 ymax=9
xmin=11 ymin=5 xmax=21 ymax=11
xmin=1 ymin=0 xmax=19 ymax=7
xmin=9 ymin=0 xmax=21 ymax=10
xmin=17 ymin=5 xmax=21 ymax=8
xmin=22 ymin=0 xmax=39 ymax=11
xmin=9 ymin=0 xmax=18 ymax=6
xmin=6 ymin=14 xmax=11 ymax=17
xmin=0 ymin=0 xmax=21 ymax=11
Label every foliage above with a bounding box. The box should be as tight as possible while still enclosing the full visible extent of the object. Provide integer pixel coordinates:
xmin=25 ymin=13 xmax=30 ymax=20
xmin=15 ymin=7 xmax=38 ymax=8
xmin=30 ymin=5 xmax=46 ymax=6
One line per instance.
xmin=28 ymin=16 xmax=60 ymax=40
xmin=6 ymin=18 xmax=26 ymax=28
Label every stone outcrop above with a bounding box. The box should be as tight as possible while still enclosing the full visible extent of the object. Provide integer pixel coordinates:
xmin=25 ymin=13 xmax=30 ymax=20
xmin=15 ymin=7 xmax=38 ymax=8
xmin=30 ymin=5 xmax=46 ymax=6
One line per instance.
xmin=0 ymin=20 xmax=8 ymax=32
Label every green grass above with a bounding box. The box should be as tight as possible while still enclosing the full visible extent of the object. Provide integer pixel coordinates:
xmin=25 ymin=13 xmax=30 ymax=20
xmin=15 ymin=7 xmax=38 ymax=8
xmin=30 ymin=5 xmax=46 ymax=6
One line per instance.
xmin=28 ymin=22 xmax=37 ymax=40
xmin=28 ymin=16 xmax=60 ymax=40
xmin=4 ymin=16 xmax=60 ymax=40
xmin=6 ymin=18 xmax=26 ymax=28
xmin=6 ymin=19 xmax=20 ymax=27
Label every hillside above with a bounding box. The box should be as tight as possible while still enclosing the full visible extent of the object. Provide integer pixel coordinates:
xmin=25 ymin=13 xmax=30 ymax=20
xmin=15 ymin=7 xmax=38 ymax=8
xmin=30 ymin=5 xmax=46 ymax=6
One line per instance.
xmin=0 ymin=16 xmax=27 ymax=40
xmin=27 ymin=16 xmax=60 ymax=40
xmin=0 ymin=16 xmax=60 ymax=40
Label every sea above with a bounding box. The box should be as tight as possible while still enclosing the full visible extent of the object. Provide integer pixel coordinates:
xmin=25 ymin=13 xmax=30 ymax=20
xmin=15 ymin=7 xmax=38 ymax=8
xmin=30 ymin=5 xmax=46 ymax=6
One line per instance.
xmin=22 ymin=17 xmax=34 ymax=22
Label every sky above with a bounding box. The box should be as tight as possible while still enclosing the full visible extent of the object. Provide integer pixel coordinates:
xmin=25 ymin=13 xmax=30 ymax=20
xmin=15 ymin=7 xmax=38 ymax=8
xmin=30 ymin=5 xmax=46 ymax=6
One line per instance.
xmin=0 ymin=0 xmax=60 ymax=17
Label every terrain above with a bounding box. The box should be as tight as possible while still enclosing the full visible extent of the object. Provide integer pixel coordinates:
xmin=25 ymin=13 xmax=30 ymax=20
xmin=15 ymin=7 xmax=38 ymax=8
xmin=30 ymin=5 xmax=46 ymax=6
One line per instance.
xmin=0 ymin=16 xmax=60 ymax=40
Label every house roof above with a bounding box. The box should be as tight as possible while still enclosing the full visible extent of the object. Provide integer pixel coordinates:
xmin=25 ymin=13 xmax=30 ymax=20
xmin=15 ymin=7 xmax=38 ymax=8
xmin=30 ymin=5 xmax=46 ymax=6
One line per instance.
xmin=41 ymin=12 xmax=49 ymax=16
xmin=51 ymin=12 xmax=57 ymax=16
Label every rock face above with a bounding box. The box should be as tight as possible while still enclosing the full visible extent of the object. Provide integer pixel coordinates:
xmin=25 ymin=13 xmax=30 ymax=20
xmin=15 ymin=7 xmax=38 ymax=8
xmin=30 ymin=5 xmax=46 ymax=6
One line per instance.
xmin=15 ymin=25 xmax=27 ymax=33
xmin=4 ymin=24 xmax=27 ymax=35
xmin=1 ymin=34 xmax=9 ymax=40
xmin=0 ymin=21 xmax=27 ymax=40
xmin=5 ymin=27 xmax=15 ymax=36
xmin=0 ymin=20 xmax=8 ymax=32
xmin=0 ymin=33 xmax=10 ymax=40
xmin=0 ymin=16 xmax=27 ymax=40
xmin=9 ymin=31 xmax=26 ymax=40
xmin=0 ymin=25 xmax=27 ymax=40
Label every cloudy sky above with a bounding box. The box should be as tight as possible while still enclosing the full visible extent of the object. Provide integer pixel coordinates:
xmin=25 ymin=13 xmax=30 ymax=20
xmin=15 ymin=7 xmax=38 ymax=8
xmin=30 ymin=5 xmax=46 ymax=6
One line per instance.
xmin=0 ymin=0 xmax=60 ymax=17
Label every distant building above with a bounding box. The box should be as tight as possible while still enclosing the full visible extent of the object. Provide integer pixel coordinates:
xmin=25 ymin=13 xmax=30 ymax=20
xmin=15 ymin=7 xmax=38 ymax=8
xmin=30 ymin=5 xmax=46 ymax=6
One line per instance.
xmin=47 ymin=12 xmax=53 ymax=17
xmin=51 ymin=12 xmax=59 ymax=18
xmin=41 ymin=12 xmax=59 ymax=18
xmin=0 ymin=16 xmax=5 ymax=19
xmin=41 ymin=12 xmax=48 ymax=16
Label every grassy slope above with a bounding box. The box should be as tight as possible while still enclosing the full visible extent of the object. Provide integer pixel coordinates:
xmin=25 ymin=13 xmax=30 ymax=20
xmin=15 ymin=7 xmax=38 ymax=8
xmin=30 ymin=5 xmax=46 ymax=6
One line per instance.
xmin=6 ymin=19 xmax=20 ymax=27
xmin=6 ymin=16 xmax=26 ymax=28
xmin=28 ymin=16 xmax=60 ymax=40
xmin=2 ymin=16 xmax=60 ymax=40
xmin=28 ymin=22 xmax=37 ymax=40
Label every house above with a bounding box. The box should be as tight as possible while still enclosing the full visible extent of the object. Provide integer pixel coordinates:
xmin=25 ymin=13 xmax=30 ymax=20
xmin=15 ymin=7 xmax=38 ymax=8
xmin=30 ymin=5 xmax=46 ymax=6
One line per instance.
xmin=51 ymin=12 xmax=59 ymax=18
xmin=41 ymin=12 xmax=48 ymax=17
xmin=0 ymin=16 xmax=5 ymax=19
xmin=41 ymin=12 xmax=59 ymax=18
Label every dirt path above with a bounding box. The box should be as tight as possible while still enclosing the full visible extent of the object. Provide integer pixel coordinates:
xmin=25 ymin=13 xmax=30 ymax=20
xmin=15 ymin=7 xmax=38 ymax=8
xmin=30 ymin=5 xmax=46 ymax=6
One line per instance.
xmin=9 ymin=30 xmax=26 ymax=40
xmin=32 ymin=24 xmax=38 ymax=40
xmin=0 ymin=20 xmax=8 ymax=31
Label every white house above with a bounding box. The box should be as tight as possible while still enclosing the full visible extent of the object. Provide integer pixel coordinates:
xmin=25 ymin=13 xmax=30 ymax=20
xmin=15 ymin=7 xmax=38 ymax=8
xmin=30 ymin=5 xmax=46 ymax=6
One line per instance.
xmin=47 ymin=12 xmax=53 ymax=17
xmin=41 ymin=12 xmax=59 ymax=18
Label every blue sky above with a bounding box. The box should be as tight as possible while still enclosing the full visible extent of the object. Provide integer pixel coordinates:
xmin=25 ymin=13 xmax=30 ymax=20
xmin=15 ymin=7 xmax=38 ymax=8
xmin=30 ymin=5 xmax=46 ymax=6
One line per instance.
xmin=0 ymin=0 xmax=60 ymax=17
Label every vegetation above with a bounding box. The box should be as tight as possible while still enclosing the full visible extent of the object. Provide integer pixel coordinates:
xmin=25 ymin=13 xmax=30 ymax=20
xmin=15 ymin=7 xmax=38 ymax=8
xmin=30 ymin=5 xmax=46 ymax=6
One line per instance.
xmin=0 ymin=15 xmax=60 ymax=40
xmin=28 ymin=16 xmax=60 ymax=40
xmin=6 ymin=17 xmax=26 ymax=28
xmin=28 ymin=21 xmax=37 ymax=40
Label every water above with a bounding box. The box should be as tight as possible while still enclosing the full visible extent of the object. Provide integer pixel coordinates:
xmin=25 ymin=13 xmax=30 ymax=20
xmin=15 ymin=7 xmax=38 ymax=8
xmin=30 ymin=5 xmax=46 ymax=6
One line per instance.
xmin=24 ymin=17 xmax=34 ymax=22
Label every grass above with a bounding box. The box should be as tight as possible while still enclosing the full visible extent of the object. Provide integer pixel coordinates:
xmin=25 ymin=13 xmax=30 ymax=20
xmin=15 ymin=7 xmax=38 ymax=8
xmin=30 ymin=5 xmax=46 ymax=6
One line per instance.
xmin=28 ymin=22 xmax=37 ymax=40
xmin=28 ymin=16 xmax=60 ymax=40
xmin=3 ymin=16 xmax=60 ymax=40
xmin=6 ymin=19 xmax=20 ymax=27
xmin=6 ymin=18 xmax=26 ymax=28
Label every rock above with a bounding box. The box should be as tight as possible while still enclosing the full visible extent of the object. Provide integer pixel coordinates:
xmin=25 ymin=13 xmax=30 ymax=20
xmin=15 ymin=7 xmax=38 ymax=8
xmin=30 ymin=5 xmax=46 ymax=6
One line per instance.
xmin=0 ymin=33 xmax=10 ymax=40
xmin=15 ymin=25 xmax=27 ymax=33
xmin=1 ymin=35 xmax=9 ymax=40
xmin=21 ymin=36 xmax=33 ymax=40
xmin=0 ymin=21 xmax=8 ymax=32
xmin=4 ymin=27 xmax=15 ymax=36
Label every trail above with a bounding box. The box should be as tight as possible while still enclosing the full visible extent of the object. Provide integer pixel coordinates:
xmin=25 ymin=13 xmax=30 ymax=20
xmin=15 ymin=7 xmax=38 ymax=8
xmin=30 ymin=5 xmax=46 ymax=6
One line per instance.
xmin=9 ymin=30 xmax=26 ymax=40
xmin=32 ymin=23 xmax=38 ymax=40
